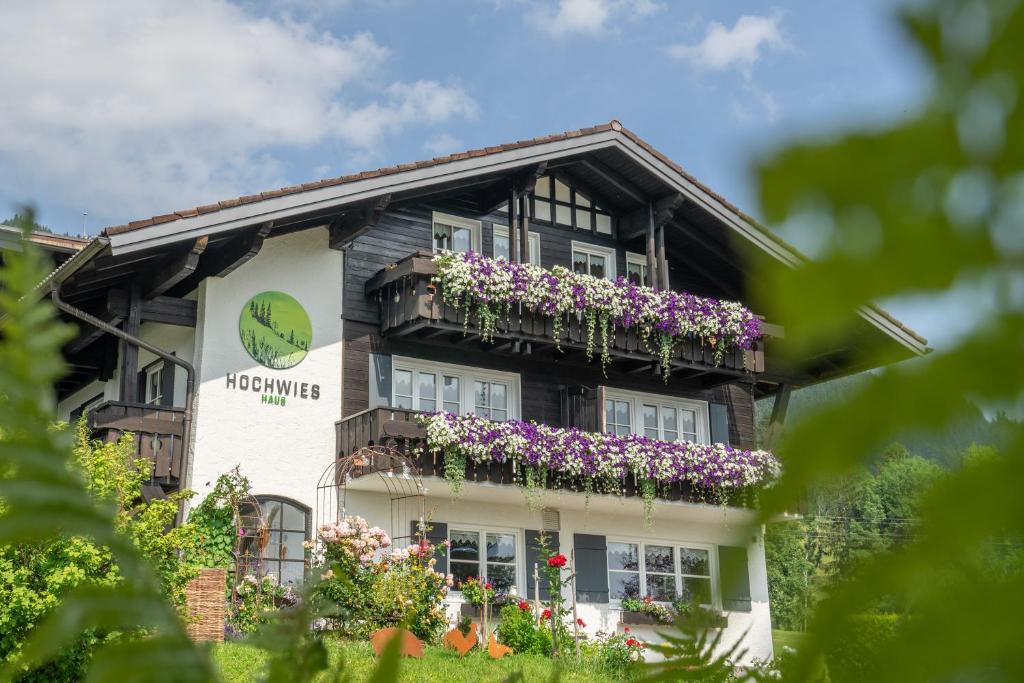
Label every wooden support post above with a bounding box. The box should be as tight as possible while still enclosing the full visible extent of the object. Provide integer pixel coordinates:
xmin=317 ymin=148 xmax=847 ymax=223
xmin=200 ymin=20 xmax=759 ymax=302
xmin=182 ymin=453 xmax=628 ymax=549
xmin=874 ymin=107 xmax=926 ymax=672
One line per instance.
xmin=656 ymin=221 xmax=670 ymax=291
xmin=533 ymin=564 xmax=541 ymax=622
xmin=646 ymin=203 xmax=659 ymax=291
xmin=570 ymin=549 xmax=581 ymax=660
xmin=118 ymin=281 xmax=142 ymax=402
xmin=508 ymin=187 xmax=518 ymax=263
xmin=519 ymin=193 xmax=530 ymax=264
xmin=764 ymin=384 xmax=792 ymax=449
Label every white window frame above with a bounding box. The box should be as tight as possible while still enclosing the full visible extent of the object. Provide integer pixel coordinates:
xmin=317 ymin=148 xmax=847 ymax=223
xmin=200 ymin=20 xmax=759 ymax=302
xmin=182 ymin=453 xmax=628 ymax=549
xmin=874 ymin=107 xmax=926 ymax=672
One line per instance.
xmin=607 ymin=536 xmax=719 ymax=609
xmin=492 ymin=225 xmax=541 ymax=266
xmin=448 ymin=524 xmax=522 ymax=600
xmin=603 ymin=388 xmax=710 ymax=444
xmin=570 ymin=240 xmax=616 ymax=280
xmin=391 ymin=356 xmax=521 ymax=420
xmin=144 ymin=363 xmax=164 ymax=405
xmin=625 ymin=251 xmax=667 ymax=288
xmin=432 ymin=211 xmax=481 ymax=254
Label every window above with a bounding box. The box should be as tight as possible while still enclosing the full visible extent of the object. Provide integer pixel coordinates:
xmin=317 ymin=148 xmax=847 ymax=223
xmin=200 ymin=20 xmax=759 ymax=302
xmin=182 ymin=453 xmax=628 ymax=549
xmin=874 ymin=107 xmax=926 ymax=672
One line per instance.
xmin=627 ymin=251 xmax=667 ymax=288
xmin=392 ymin=357 xmax=520 ymax=420
xmin=144 ymin=363 xmax=163 ymax=405
xmin=604 ymin=388 xmax=709 ymax=444
xmin=608 ymin=540 xmax=715 ymax=606
xmin=450 ymin=528 xmax=518 ymax=592
xmin=492 ymin=225 xmax=540 ymax=265
xmin=531 ymin=176 xmax=612 ymax=234
xmin=432 ymin=212 xmax=480 ymax=254
xmin=241 ymin=496 xmax=310 ymax=586
xmin=571 ymin=241 xmax=616 ymax=280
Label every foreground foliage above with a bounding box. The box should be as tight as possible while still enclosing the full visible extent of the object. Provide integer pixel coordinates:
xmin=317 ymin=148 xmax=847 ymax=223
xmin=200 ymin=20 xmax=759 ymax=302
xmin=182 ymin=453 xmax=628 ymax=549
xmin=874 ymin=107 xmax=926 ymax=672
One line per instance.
xmin=751 ymin=0 xmax=1024 ymax=679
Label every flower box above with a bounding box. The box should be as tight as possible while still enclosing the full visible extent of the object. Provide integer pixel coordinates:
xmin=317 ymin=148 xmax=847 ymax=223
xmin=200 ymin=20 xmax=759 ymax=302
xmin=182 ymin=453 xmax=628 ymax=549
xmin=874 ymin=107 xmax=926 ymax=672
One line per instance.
xmin=620 ymin=610 xmax=666 ymax=626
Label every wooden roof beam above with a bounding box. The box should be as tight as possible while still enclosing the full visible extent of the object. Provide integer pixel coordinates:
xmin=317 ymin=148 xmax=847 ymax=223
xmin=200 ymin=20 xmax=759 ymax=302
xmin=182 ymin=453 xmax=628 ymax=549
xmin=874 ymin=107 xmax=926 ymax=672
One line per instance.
xmin=619 ymin=193 xmax=685 ymax=240
xmin=329 ymin=195 xmax=391 ymax=250
xmin=143 ymin=236 xmax=208 ymax=299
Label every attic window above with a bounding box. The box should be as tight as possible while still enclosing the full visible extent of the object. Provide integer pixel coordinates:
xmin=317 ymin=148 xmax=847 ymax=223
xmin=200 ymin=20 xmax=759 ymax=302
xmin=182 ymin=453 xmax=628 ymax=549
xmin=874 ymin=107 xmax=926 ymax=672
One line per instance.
xmin=531 ymin=176 xmax=612 ymax=234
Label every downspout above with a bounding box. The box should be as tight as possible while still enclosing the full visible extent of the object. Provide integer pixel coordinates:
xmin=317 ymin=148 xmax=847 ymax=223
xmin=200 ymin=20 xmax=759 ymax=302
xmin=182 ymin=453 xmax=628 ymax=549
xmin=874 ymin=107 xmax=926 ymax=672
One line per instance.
xmin=51 ymin=281 xmax=197 ymax=516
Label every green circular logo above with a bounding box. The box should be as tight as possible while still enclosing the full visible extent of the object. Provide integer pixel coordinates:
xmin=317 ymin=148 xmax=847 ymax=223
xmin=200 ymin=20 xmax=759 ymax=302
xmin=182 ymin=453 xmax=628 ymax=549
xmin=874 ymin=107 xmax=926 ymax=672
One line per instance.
xmin=239 ymin=291 xmax=312 ymax=369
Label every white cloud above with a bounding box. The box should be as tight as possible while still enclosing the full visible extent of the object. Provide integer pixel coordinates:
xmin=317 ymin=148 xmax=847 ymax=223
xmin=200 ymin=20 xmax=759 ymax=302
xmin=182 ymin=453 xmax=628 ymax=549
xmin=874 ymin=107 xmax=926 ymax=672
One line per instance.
xmin=668 ymin=13 xmax=789 ymax=123
xmin=0 ymin=0 xmax=477 ymax=224
xmin=667 ymin=13 xmax=789 ymax=73
xmin=528 ymin=0 xmax=663 ymax=37
xmin=421 ymin=133 xmax=466 ymax=156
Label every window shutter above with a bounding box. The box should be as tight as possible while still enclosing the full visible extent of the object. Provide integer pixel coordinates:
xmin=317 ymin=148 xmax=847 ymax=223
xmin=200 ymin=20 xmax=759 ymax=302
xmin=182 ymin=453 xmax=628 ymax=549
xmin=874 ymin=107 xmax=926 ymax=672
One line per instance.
xmin=561 ymin=386 xmax=603 ymax=432
xmin=159 ymin=361 xmax=175 ymax=407
xmin=573 ymin=533 xmax=609 ymax=603
xmin=524 ymin=530 xmax=560 ymax=600
xmin=410 ymin=520 xmax=448 ymax=574
xmin=369 ymin=353 xmax=392 ymax=408
xmin=719 ymin=545 xmax=751 ymax=612
xmin=709 ymin=402 xmax=730 ymax=445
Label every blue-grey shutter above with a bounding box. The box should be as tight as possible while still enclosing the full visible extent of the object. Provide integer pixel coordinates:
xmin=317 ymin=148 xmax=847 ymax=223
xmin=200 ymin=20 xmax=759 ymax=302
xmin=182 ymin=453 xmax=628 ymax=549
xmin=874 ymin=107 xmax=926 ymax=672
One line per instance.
xmin=159 ymin=361 xmax=176 ymax=407
xmin=573 ymin=534 xmax=609 ymax=603
xmin=524 ymin=530 xmax=560 ymax=600
xmin=369 ymin=353 xmax=392 ymax=408
xmin=709 ymin=402 xmax=730 ymax=445
xmin=410 ymin=520 xmax=447 ymax=574
xmin=719 ymin=546 xmax=751 ymax=612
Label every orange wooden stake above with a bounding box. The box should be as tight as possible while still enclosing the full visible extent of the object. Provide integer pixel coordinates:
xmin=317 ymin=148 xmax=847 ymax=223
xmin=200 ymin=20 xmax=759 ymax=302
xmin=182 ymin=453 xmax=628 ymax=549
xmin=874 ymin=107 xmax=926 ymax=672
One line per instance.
xmin=442 ymin=623 xmax=478 ymax=657
xmin=487 ymin=633 xmax=513 ymax=659
xmin=370 ymin=627 xmax=424 ymax=659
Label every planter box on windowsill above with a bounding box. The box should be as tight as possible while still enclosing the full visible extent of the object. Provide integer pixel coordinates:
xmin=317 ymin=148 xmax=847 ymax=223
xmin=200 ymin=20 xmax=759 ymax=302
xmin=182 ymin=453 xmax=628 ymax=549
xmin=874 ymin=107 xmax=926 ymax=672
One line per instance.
xmin=620 ymin=610 xmax=670 ymax=627
xmin=459 ymin=603 xmax=504 ymax=619
xmin=620 ymin=610 xmax=728 ymax=629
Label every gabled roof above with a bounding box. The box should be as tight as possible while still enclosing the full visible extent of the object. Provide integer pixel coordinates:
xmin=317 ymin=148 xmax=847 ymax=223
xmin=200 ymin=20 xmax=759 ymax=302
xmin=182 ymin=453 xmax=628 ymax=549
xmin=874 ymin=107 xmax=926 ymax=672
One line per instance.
xmin=92 ymin=119 xmax=926 ymax=354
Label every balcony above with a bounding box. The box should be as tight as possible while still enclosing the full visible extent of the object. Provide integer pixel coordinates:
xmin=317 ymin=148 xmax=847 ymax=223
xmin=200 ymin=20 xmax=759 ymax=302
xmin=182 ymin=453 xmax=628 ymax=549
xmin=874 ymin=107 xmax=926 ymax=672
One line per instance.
xmin=366 ymin=252 xmax=776 ymax=382
xmin=334 ymin=407 xmax=777 ymax=509
xmin=87 ymin=401 xmax=186 ymax=490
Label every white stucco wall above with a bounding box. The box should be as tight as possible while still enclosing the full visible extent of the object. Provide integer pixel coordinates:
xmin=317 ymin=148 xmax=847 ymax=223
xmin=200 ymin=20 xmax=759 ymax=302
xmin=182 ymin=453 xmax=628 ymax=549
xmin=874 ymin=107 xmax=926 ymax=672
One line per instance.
xmin=342 ymin=482 xmax=774 ymax=664
xmin=187 ymin=227 xmax=343 ymax=513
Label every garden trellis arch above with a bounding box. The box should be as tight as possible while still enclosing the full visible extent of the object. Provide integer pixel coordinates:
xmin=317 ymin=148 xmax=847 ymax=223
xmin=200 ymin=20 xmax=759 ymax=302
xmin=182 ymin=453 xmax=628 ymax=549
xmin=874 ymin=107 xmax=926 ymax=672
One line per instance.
xmin=315 ymin=445 xmax=426 ymax=548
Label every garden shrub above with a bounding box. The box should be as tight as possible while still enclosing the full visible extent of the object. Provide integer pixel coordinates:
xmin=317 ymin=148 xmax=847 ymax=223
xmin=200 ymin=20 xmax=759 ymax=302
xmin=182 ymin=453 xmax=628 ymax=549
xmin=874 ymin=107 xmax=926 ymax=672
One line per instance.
xmin=579 ymin=629 xmax=644 ymax=680
xmin=822 ymin=613 xmax=901 ymax=682
xmin=496 ymin=603 xmax=552 ymax=655
xmin=0 ymin=420 xmax=201 ymax=680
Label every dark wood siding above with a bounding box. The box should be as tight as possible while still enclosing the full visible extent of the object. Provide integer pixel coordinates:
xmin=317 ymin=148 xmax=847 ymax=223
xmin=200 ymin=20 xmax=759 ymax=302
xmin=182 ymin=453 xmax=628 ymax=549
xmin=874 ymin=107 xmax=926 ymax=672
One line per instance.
xmin=342 ymin=320 xmax=757 ymax=446
xmin=342 ymin=196 xmax=757 ymax=445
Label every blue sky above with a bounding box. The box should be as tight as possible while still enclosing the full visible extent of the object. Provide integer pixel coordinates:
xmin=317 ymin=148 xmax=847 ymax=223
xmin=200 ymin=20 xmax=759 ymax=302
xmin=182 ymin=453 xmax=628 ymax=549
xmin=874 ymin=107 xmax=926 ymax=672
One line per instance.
xmin=6 ymin=0 xmax=978 ymax=350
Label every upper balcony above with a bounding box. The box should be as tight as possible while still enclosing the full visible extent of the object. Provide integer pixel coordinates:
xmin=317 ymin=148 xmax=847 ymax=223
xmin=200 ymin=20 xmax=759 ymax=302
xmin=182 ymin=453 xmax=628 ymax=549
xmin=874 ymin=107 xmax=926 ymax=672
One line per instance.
xmin=365 ymin=251 xmax=779 ymax=385
xmin=87 ymin=401 xmax=186 ymax=491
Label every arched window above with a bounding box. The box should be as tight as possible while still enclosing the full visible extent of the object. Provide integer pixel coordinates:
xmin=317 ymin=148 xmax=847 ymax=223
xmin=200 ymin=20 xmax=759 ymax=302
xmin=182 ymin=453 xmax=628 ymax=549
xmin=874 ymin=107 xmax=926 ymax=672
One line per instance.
xmin=249 ymin=496 xmax=310 ymax=586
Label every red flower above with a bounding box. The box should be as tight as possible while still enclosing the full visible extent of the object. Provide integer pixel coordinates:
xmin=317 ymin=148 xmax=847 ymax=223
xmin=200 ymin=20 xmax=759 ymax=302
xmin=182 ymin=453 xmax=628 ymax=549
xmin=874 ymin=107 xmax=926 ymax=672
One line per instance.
xmin=626 ymin=638 xmax=640 ymax=648
xmin=576 ymin=618 xmax=586 ymax=628
xmin=518 ymin=600 xmax=530 ymax=611
xmin=623 ymin=626 xmax=631 ymax=633
xmin=547 ymin=554 xmax=568 ymax=568
xmin=484 ymin=582 xmax=493 ymax=590
xmin=542 ymin=608 xmax=552 ymax=619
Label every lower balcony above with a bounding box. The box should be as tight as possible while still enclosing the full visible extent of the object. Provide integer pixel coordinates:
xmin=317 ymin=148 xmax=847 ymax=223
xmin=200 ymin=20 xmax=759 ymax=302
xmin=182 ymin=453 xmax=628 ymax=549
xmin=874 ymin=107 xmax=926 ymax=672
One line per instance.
xmin=334 ymin=407 xmax=778 ymax=510
xmin=366 ymin=252 xmax=775 ymax=384
xmin=87 ymin=401 xmax=186 ymax=490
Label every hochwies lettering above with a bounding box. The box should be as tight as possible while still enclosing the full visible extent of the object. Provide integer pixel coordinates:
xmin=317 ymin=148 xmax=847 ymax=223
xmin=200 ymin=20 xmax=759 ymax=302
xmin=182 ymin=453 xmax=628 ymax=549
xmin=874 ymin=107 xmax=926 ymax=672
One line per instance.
xmin=224 ymin=372 xmax=321 ymax=404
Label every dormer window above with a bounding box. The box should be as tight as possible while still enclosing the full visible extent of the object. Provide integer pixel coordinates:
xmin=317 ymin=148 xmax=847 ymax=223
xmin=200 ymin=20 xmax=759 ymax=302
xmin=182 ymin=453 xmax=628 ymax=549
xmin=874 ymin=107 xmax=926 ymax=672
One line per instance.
xmin=531 ymin=176 xmax=612 ymax=235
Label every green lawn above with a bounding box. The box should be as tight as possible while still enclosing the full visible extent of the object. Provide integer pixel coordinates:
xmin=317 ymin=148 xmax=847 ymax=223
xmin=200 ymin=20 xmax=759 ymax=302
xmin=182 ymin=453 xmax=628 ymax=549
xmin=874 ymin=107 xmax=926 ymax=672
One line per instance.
xmin=213 ymin=638 xmax=624 ymax=683
xmin=772 ymin=629 xmax=807 ymax=653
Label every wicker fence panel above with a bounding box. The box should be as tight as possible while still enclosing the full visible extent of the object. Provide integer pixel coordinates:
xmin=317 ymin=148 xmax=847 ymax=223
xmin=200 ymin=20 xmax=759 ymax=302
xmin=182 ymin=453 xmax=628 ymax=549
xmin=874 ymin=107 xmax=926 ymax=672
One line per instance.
xmin=185 ymin=568 xmax=226 ymax=643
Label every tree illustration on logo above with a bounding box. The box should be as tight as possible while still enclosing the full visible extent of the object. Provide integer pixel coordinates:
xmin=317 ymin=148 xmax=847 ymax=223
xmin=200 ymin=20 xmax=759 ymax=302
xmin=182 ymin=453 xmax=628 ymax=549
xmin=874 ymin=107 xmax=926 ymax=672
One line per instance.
xmin=238 ymin=291 xmax=312 ymax=369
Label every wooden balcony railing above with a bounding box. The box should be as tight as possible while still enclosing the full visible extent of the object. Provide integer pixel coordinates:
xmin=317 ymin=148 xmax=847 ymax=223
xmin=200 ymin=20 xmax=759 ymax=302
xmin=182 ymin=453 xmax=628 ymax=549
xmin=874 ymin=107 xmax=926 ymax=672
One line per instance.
xmin=366 ymin=252 xmax=773 ymax=380
xmin=87 ymin=401 xmax=186 ymax=489
xmin=334 ymin=407 xmax=748 ymax=506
